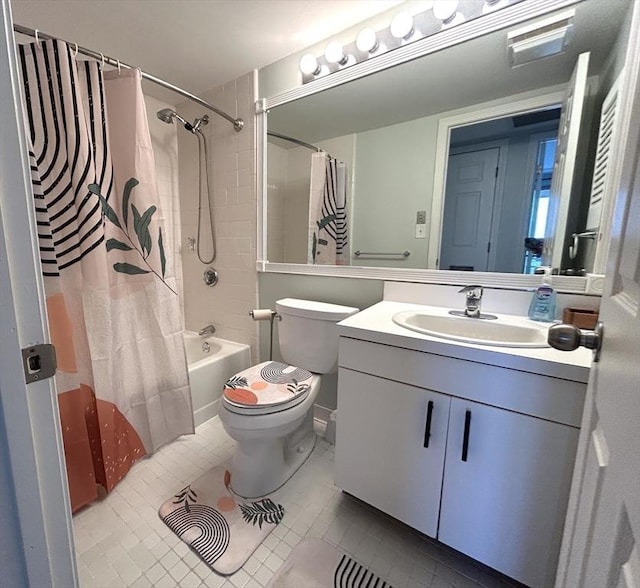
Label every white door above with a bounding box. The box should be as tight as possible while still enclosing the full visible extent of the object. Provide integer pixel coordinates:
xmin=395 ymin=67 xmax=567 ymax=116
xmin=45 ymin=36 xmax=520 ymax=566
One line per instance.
xmin=335 ymin=368 xmax=450 ymax=538
xmin=543 ymin=52 xmax=590 ymax=270
xmin=0 ymin=3 xmax=77 ymax=585
xmin=555 ymin=16 xmax=640 ymax=588
xmin=439 ymin=398 xmax=579 ymax=588
xmin=440 ymin=148 xmax=499 ymax=271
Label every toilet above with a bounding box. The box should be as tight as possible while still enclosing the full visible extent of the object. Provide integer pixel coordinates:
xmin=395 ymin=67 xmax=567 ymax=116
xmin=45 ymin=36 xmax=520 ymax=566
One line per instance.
xmin=218 ymin=298 xmax=358 ymax=498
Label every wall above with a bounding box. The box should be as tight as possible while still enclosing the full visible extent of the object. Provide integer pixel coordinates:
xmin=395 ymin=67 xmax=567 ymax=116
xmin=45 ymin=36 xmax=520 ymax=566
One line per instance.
xmin=176 ymin=73 xmax=259 ymax=361
xmin=353 ymin=116 xmax=437 ymax=268
xmin=258 ymin=273 xmax=383 ymax=409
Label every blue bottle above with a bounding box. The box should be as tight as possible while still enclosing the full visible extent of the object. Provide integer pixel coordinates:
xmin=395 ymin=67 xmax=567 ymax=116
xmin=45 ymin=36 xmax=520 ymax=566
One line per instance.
xmin=528 ymin=277 xmax=557 ymax=322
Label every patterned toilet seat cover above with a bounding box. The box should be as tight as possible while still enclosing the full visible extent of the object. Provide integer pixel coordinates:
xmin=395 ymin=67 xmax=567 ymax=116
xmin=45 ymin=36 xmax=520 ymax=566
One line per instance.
xmin=223 ymin=361 xmax=314 ymax=407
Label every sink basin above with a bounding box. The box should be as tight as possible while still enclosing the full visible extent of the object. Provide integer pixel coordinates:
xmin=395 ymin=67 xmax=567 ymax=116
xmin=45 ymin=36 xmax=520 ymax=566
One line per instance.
xmin=392 ymin=310 xmax=550 ymax=348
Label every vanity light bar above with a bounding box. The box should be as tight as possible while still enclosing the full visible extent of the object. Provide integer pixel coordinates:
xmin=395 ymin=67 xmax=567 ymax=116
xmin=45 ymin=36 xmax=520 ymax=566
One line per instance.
xmin=299 ymin=0 xmax=524 ymax=83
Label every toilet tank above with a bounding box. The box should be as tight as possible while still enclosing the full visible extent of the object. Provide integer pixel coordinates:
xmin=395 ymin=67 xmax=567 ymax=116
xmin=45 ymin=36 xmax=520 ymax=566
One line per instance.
xmin=275 ymin=298 xmax=359 ymax=374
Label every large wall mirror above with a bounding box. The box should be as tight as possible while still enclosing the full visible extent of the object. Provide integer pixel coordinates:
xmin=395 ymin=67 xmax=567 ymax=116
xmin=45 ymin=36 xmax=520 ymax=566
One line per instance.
xmin=260 ymin=0 xmax=633 ymax=286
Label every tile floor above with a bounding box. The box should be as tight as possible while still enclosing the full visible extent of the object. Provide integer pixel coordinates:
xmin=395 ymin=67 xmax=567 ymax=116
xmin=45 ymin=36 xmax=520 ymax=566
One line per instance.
xmin=74 ymin=417 xmax=521 ymax=588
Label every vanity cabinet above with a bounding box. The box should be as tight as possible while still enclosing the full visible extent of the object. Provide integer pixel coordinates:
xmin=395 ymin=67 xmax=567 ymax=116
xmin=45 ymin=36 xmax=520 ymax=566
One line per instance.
xmin=336 ymin=368 xmax=450 ymax=538
xmin=335 ymin=336 xmax=585 ymax=588
xmin=439 ymin=397 xmax=579 ymax=587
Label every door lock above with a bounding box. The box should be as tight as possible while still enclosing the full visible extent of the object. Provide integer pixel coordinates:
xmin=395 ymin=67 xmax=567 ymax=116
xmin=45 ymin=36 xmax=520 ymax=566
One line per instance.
xmin=21 ymin=344 xmax=57 ymax=383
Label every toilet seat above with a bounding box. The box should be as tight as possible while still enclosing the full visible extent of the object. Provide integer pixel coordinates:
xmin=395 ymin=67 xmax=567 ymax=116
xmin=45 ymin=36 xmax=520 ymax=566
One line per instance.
xmin=222 ymin=361 xmax=317 ymax=416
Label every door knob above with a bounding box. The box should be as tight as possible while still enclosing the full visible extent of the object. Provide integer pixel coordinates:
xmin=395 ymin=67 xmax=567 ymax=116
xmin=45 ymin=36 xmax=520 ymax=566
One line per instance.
xmin=548 ymin=321 xmax=603 ymax=362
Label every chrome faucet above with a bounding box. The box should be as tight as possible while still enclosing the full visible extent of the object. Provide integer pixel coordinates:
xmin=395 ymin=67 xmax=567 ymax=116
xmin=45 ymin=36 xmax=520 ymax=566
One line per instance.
xmin=448 ymin=285 xmax=498 ymax=320
xmin=459 ymin=285 xmax=483 ymax=318
xmin=198 ymin=324 xmax=216 ymax=336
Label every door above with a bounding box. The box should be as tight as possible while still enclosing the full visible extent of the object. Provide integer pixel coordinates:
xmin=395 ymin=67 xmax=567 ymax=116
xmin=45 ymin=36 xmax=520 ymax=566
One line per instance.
xmin=440 ymin=148 xmax=499 ymax=271
xmin=543 ymin=52 xmax=590 ymax=269
xmin=0 ymin=1 xmax=77 ymax=585
xmin=439 ymin=398 xmax=579 ymax=587
xmin=555 ymin=14 xmax=640 ymax=587
xmin=335 ymin=368 xmax=450 ymax=538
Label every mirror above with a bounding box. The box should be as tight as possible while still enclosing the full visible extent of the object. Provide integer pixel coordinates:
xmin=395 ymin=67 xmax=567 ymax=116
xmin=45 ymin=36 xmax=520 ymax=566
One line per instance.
xmin=263 ymin=0 xmax=632 ymax=275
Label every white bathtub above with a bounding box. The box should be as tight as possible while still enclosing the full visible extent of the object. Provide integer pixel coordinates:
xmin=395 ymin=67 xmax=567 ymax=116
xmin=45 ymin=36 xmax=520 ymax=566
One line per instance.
xmin=184 ymin=332 xmax=251 ymax=427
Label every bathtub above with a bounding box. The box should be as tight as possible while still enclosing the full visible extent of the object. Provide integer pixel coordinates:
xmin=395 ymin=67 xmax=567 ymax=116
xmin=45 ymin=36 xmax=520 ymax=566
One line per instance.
xmin=184 ymin=332 xmax=251 ymax=427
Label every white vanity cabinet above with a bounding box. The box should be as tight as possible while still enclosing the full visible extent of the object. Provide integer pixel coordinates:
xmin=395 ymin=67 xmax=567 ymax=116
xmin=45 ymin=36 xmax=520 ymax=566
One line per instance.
xmin=335 ymin=335 xmax=587 ymax=588
xmin=335 ymin=368 xmax=451 ymax=538
xmin=439 ymin=397 xmax=579 ymax=587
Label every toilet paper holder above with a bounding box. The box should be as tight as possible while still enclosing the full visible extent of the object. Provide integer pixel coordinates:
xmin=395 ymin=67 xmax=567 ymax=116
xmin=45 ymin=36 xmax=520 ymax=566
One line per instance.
xmin=249 ymin=309 xmax=280 ymax=360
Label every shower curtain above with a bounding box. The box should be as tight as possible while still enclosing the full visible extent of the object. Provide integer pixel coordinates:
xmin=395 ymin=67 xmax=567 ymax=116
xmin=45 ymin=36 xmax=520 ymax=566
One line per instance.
xmin=308 ymin=151 xmax=348 ymax=265
xmin=18 ymin=39 xmax=193 ymax=513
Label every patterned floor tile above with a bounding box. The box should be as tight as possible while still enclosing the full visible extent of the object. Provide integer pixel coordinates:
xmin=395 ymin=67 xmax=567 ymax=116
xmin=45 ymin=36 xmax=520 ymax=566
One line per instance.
xmin=74 ymin=417 xmax=514 ymax=588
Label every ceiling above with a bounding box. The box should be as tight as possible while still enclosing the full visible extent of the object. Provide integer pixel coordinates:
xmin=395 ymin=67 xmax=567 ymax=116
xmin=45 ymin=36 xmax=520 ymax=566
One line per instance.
xmin=9 ymin=0 xmax=402 ymax=101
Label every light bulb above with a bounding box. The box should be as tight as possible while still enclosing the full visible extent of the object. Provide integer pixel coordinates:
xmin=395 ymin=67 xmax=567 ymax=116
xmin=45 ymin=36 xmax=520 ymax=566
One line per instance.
xmin=325 ymin=40 xmax=348 ymax=65
xmin=483 ymin=0 xmax=509 ymax=13
xmin=299 ymin=53 xmax=320 ymax=76
xmin=433 ymin=0 xmax=459 ymax=22
xmin=441 ymin=12 xmax=465 ymax=28
xmin=390 ymin=12 xmax=415 ymax=40
xmin=356 ymin=28 xmax=379 ymax=53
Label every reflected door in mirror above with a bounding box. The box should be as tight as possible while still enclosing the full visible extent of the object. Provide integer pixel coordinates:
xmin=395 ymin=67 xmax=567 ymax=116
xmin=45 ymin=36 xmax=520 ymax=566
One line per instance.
xmin=440 ymin=148 xmax=500 ymax=271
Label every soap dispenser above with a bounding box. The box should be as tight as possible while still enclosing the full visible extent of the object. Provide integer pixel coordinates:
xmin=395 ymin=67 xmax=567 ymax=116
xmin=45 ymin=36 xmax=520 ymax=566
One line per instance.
xmin=528 ymin=269 xmax=557 ymax=322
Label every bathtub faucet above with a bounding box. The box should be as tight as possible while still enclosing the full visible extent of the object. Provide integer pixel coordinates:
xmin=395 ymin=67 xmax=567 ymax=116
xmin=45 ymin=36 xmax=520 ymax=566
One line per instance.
xmin=198 ymin=324 xmax=216 ymax=336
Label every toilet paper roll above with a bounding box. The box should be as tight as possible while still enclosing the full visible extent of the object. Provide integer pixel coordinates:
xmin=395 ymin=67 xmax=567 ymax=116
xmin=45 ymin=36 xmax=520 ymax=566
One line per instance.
xmin=249 ymin=309 xmax=274 ymax=321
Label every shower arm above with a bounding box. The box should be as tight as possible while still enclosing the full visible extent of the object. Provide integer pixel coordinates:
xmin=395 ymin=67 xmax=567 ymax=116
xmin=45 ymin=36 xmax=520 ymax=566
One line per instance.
xmin=12 ymin=24 xmax=244 ymax=133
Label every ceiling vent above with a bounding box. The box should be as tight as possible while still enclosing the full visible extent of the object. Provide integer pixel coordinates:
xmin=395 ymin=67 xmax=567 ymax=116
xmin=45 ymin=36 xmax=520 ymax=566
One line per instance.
xmin=507 ymin=10 xmax=575 ymax=67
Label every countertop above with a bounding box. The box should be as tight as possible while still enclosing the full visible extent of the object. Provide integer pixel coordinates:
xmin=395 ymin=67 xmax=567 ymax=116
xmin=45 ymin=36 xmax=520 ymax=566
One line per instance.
xmin=337 ymin=301 xmax=592 ymax=383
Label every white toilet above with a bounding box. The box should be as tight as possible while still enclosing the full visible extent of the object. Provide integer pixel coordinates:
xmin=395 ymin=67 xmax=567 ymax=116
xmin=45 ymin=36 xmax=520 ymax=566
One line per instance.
xmin=218 ymin=298 xmax=358 ymax=498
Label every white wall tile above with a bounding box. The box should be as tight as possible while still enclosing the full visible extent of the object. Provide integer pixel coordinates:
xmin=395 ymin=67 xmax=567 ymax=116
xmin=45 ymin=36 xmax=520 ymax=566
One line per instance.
xmin=175 ymin=73 xmax=259 ymax=356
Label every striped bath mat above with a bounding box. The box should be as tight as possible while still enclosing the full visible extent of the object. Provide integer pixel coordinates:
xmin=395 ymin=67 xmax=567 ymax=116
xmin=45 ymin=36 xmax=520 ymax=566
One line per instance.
xmin=159 ymin=466 xmax=285 ymax=575
xmin=268 ymin=538 xmax=392 ymax=588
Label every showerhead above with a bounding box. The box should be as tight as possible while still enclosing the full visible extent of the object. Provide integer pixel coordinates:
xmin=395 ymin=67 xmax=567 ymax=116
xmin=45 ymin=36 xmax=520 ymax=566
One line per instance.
xmin=157 ymin=108 xmax=177 ymax=124
xmin=156 ymin=108 xmax=195 ymax=132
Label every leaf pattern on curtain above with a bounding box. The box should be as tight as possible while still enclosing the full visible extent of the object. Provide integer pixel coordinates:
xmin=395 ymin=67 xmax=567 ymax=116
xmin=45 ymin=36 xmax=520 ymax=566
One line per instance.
xmin=89 ymin=180 xmax=175 ymax=293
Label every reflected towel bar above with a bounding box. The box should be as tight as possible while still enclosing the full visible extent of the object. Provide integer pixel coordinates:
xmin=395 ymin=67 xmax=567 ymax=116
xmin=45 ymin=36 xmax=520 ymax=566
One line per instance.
xmin=354 ymin=250 xmax=410 ymax=258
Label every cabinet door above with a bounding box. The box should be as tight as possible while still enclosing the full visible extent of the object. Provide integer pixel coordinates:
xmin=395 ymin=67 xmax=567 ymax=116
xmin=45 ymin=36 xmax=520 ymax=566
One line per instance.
xmin=439 ymin=398 xmax=579 ymax=588
xmin=335 ymin=368 xmax=450 ymax=537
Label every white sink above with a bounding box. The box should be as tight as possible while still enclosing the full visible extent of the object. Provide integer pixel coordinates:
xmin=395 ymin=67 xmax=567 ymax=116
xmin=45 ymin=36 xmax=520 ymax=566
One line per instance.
xmin=392 ymin=310 xmax=550 ymax=348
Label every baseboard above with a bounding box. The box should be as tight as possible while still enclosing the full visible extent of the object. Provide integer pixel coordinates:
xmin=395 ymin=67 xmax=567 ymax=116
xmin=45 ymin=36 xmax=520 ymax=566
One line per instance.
xmin=194 ymin=398 xmax=220 ymax=428
xmin=314 ymin=404 xmax=336 ymax=443
xmin=313 ymin=404 xmax=333 ymax=427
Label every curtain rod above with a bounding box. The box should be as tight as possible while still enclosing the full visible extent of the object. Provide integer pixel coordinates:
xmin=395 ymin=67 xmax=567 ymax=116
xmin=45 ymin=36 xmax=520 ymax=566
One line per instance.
xmin=267 ymin=131 xmax=323 ymax=152
xmin=13 ymin=24 xmax=244 ymax=132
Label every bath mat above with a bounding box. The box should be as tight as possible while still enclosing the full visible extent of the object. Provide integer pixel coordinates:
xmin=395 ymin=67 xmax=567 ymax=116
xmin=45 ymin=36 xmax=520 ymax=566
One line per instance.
xmin=267 ymin=538 xmax=393 ymax=588
xmin=159 ymin=466 xmax=285 ymax=575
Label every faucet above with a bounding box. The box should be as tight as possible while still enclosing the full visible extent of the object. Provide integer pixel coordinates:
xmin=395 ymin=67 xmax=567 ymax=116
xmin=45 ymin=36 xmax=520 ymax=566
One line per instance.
xmin=458 ymin=285 xmax=483 ymax=318
xmin=198 ymin=324 xmax=216 ymax=336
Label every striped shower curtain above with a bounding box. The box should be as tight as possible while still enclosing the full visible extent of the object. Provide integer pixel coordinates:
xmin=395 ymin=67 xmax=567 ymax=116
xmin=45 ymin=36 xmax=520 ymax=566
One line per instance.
xmin=308 ymin=151 xmax=348 ymax=265
xmin=18 ymin=39 xmax=193 ymax=512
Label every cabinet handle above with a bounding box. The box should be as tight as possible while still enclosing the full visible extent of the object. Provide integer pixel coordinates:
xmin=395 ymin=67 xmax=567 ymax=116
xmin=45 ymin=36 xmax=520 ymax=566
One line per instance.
xmin=461 ymin=410 xmax=472 ymax=462
xmin=423 ymin=400 xmax=434 ymax=448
